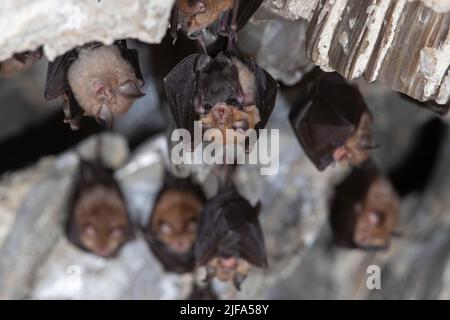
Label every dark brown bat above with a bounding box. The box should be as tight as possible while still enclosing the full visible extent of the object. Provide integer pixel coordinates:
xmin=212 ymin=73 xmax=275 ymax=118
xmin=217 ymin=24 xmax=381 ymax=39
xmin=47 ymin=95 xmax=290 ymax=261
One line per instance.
xmin=399 ymin=93 xmax=449 ymax=116
xmin=66 ymin=157 xmax=133 ymax=258
xmin=164 ymin=51 xmax=277 ymax=147
xmin=329 ymin=163 xmax=400 ymax=250
xmin=45 ymin=40 xmax=144 ymax=130
xmin=0 ymin=48 xmax=43 ymax=75
xmin=289 ymin=68 xmax=377 ymax=171
xmin=171 ymin=0 xmax=264 ymax=54
xmin=144 ymin=171 xmax=206 ymax=274
xmin=195 ymin=182 xmax=267 ymax=290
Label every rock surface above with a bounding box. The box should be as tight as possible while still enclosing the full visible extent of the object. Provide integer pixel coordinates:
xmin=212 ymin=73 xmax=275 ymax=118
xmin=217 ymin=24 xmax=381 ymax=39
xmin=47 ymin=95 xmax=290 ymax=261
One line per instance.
xmin=0 ymin=0 xmax=175 ymax=61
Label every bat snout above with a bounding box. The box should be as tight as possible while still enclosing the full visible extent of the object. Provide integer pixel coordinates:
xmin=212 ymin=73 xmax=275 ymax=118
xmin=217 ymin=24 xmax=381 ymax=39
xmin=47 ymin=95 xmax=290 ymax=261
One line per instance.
xmin=212 ymin=105 xmax=231 ymax=123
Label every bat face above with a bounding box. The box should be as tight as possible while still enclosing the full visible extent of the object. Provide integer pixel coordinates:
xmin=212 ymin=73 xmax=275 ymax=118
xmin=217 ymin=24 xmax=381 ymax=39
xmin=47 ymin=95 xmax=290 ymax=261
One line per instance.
xmin=330 ymin=164 xmax=399 ymax=250
xmin=289 ymin=69 xmax=375 ymax=171
xmin=165 ymin=52 xmax=277 ymax=147
xmin=177 ymin=0 xmax=235 ymax=37
xmin=205 ymin=256 xmax=250 ymax=289
xmin=144 ymin=172 xmax=206 ymax=273
xmin=333 ymin=112 xmax=374 ymax=166
xmin=67 ymin=160 xmax=132 ymax=258
xmin=195 ymin=184 xmax=267 ymax=289
xmin=73 ymin=186 xmax=130 ymax=257
xmin=150 ymin=190 xmax=202 ymax=254
xmin=67 ymin=45 xmax=144 ymax=126
xmin=353 ymin=177 xmax=399 ymax=248
xmin=0 ymin=48 xmax=43 ymax=75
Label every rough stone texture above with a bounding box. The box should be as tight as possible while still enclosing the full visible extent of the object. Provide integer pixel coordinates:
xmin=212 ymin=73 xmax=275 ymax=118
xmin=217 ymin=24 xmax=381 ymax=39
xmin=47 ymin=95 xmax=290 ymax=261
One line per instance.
xmin=305 ymin=0 xmax=450 ymax=104
xmin=0 ymin=0 xmax=175 ymax=61
xmin=239 ymin=19 xmax=314 ymax=86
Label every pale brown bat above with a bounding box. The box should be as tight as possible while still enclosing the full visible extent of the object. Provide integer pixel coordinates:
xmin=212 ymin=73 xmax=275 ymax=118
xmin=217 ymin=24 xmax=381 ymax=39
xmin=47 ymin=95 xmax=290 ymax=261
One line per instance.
xmin=67 ymin=159 xmax=132 ymax=258
xmin=45 ymin=41 xmax=144 ymax=129
xmin=144 ymin=172 xmax=206 ymax=273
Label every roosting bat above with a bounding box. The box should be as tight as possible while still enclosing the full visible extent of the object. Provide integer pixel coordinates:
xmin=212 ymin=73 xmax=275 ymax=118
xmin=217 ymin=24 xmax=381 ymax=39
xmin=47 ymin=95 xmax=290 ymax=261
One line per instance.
xmin=171 ymin=0 xmax=264 ymax=53
xmin=45 ymin=40 xmax=144 ymax=130
xmin=0 ymin=48 xmax=43 ymax=75
xmin=164 ymin=51 xmax=277 ymax=147
xmin=329 ymin=163 xmax=400 ymax=250
xmin=289 ymin=68 xmax=376 ymax=171
xmin=144 ymin=171 xmax=206 ymax=274
xmin=66 ymin=156 xmax=133 ymax=258
xmin=195 ymin=182 xmax=267 ymax=290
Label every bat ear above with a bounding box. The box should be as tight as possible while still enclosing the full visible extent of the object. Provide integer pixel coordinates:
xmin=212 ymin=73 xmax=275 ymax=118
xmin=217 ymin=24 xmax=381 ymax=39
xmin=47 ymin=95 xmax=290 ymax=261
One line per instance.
xmin=117 ymin=80 xmax=145 ymax=99
xmin=254 ymin=201 xmax=262 ymax=216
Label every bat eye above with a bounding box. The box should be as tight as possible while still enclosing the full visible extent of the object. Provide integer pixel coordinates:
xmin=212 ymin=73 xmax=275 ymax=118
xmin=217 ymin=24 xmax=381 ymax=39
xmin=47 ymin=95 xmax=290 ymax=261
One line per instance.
xmin=203 ymin=103 xmax=213 ymax=111
xmin=187 ymin=219 xmax=198 ymax=232
xmin=83 ymin=224 xmax=96 ymax=236
xmin=159 ymin=222 xmax=173 ymax=235
xmin=227 ymin=98 xmax=241 ymax=107
xmin=111 ymin=226 xmax=125 ymax=238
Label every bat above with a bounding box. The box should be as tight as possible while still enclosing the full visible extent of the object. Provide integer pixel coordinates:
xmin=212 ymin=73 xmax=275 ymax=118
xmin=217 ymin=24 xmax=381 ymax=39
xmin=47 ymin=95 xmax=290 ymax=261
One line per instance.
xmin=44 ymin=40 xmax=144 ymax=130
xmin=164 ymin=51 xmax=277 ymax=148
xmin=187 ymin=283 xmax=218 ymax=300
xmin=289 ymin=68 xmax=377 ymax=171
xmin=171 ymin=0 xmax=264 ymax=54
xmin=0 ymin=48 xmax=43 ymax=75
xmin=329 ymin=162 xmax=400 ymax=250
xmin=400 ymin=93 xmax=449 ymax=116
xmin=66 ymin=155 xmax=133 ymax=258
xmin=195 ymin=181 xmax=267 ymax=290
xmin=144 ymin=171 xmax=206 ymax=274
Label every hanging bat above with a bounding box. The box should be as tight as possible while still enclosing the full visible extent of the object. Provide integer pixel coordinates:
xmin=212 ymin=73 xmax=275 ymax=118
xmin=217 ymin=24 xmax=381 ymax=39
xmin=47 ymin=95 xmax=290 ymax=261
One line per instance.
xmin=144 ymin=171 xmax=206 ymax=274
xmin=44 ymin=40 xmax=144 ymax=130
xmin=164 ymin=51 xmax=277 ymax=148
xmin=0 ymin=48 xmax=43 ymax=76
xmin=399 ymin=93 xmax=449 ymax=116
xmin=187 ymin=283 xmax=218 ymax=300
xmin=195 ymin=182 xmax=267 ymax=290
xmin=289 ymin=68 xmax=377 ymax=171
xmin=171 ymin=0 xmax=264 ymax=54
xmin=66 ymin=156 xmax=133 ymax=258
xmin=329 ymin=163 xmax=400 ymax=250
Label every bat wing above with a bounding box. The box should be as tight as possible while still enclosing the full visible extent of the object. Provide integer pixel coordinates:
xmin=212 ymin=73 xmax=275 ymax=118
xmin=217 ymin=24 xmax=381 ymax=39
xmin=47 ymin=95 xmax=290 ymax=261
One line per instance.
xmin=164 ymin=54 xmax=200 ymax=137
xmin=231 ymin=212 xmax=268 ymax=268
xmin=253 ymin=65 xmax=278 ymax=130
xmin=115 ymin=40 xmax=144 ymax=82
xmin=195 ymin=203 xmax=229 ymax=265
xmin=44 ymin=51 xmax=76 ymax=100
xmin=234 ymin=0 xmax=265 ymax=31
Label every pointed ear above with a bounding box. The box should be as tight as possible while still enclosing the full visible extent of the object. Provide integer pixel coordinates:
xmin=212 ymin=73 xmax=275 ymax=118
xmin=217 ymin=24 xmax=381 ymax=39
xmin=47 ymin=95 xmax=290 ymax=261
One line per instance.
xmin=117 ymin=80 xmax=145 ymax=99
xmin=254 ymin=201 xmax=261 ymax=216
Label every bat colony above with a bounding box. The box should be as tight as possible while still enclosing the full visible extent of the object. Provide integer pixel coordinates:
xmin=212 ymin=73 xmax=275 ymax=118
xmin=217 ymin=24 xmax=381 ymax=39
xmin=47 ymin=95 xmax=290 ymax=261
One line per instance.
xmin=6 ymin=0 xmax=449 ymax=295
